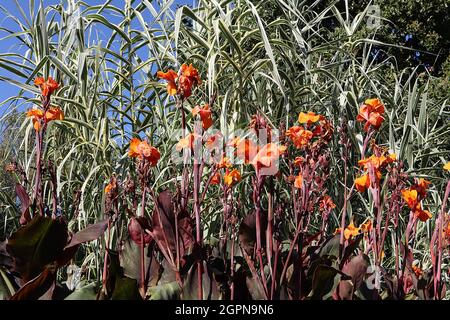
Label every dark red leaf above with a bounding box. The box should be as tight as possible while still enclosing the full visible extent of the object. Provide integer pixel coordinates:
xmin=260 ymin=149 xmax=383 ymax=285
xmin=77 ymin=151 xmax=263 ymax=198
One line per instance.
xmin=6 ymin=216 xmax=68 ymax=281
xmin=10 ymin=267 xmax=56 ymax=300
xmin=65 ymin=219 xmax=110 ymax=249
xmin=128 ymin=217 xmax=152 ymax=246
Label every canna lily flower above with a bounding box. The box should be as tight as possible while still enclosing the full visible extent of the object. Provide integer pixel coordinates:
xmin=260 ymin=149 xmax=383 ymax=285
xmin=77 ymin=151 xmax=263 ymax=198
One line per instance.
xmin=355 ymin=173 xmax=370 ymax=192
xmin=444 ymin=162 xmax=450 ymax=171
xmin=157 ymin=64 xmax=201 ymax=98
xmin=356 ymin=98 xmax=385 ymax=132
xmin=105 ymin=178 xmax=117 ymax=194
xmin=294 ymin=156 xmax=305 ymax=167
xmin=128 ymin=138 xmax=160 ymax=166
xmin=192 ymin=104 xmax=213 ymax=130
xmin=286 ymin=126 xmax=313 ymax=149
xmin=178 ymin=63 xmax=201 ymax=98
xmin=223 ymin=168 xmax=241 ymax=187
xmin=217 ymin=156 xmax=232 ymax=169
xmin=412 ymin=265 xmax=423 ymax=278
xmin=294 ymin=174 xmax=303 ymax=189
xmin=227 ymin=136 xmax=241 ymax=148
xmin=251 ymin=143 xmax=286 ymax=172
xmin=156 ymin=69 xmax=178 ymax=95
xmin=358 ymin=154 xmax=396 ymax=171
xmin=26 ymin=106 xmax=64 ymax=131
xmin=344 ymin=221 xmax=360 ymax=240
xmin=34 ymin=77 xmax=59 ymax=97
xmin=298 ymin=111 xmax=322 ymax=124
xmin=210 ymin=172 xmax=221 ymax=185
xmin=205 ymin=132 xmax=223 ymax=150
xmin=361 ymin=220 xmax=372 ymax=232
xmin=414 ymin=208 xmax=432 ymax=222
xmin=176 ymin=133 xmax=202 ymax=152
xmin=235 ymin=139 xmax=259 ymax=164
xmin=412 ymin=178 xmax=431 ymax=198
xmin=401 ymin=189 xmax=419 ymax=210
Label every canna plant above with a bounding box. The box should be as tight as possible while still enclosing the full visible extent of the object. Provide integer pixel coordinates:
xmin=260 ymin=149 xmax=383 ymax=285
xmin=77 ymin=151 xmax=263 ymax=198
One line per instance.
xmin=0 ymin=0 xmax=449 ymax=301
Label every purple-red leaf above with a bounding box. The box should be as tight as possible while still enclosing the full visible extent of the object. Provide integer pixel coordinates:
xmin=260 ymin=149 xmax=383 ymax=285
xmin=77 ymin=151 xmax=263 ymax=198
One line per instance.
xmin=15 ymin=184 xmax=31 ymax=225
xmin=65 ymin=219 xmax=110 ymax=249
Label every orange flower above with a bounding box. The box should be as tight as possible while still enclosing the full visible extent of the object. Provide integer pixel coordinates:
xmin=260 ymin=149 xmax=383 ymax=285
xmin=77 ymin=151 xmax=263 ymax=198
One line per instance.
xmin=105 ymin=178 xmax=117 ymax=194
xmin=251 ymin=143 xmax=286 ymax=172
xmin=414 ymin=208 xmax=432 ymax=222
xmin=178 ymin=63 xmax=201 ymax=98
xmin=235 ymin=139 xmax=259 ymax=164
xmin=192 ymin=104 xmax=213 ymax=130
xmin=223 ymin=168 xmax=241 ymax=187
xmin=286 ymin=126 xmax=313 ymax=148
xmin=294 ymin=156 xmax=305 ymax=167
xmin=210 ymin=172 xmax=221 ymax=185
xmin=205 ymin=133 xmax=223 ymax=150
xmin=412 ymin=178 xmax=431 ymax=198
xmin=298 ymin=111 xmax=322 ymax=124
xmin=156 ymin=69 xmax=178 ymax=95
xmin=344 ymin=221 xmax=360 ymax=240
xmin=412 ymin=265 xmax=423 ymax=278
xmin=128 ymin=138 xmax=160 ymax=166
xmin=444 ymin=162 xmax=450 ymax=171
xmin=358 ymin=154 xmax=395 ymax=171
xmin=34 ymin=77 xmax=59 ymax=97
xmin=294 ymin=174 xmax=303 ymax=189
xmin=176 ymin=133 xmax=202 ymax=151
xmin=401 ymin=189 xmax=419 ymax=210
xmin=26 ymin=106 xmax=64 ymax=131
xmin=355 ymin=173 xmax=370 ymax=192
xmin=356 ymin=98 xmax=385 ymax=131
xmin=217 ymin=156 xmax=232 ymax=169
xmin=361 ymin=220 xmax=372 ymax=232
xmin=227 ymin=136 xmax=241 ymax=147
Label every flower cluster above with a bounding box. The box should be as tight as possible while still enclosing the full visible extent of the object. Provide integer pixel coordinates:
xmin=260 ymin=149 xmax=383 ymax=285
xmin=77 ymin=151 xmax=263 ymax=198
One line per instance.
xmin=356 ymin=98 xmax=385 ymax=132
xmin=401 ymin=178 xmax=432 ymax=222
xmin=157 ymin=63 xmax=202 ymax=98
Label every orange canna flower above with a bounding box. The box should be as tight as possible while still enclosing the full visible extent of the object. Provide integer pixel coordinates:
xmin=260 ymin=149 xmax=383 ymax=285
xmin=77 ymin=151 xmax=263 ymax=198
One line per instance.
xmin=235 ymin=139 xmax=259 ymax=164
xmin=192 ymin=104 xmax=213 ymax=130
xmin=355 ymin=173 xmax=370 ymax=192
xmin=178 ymin=63 xmax=201 ymax=98
xmin=223 ymin=168 xmax=241 ymax=187
xmin=358 ymin=154 xmax=396 ymax=171
xmin=105 ymin=179 xmax=117 ymax=194
xmin=294 ymin=156 xmax=305 ymax=167
xmin=356 ymin=98 xmax=385 ymax=132
xmin=217 ymin=156 xmax=232 ymax=169
xmin=361 ymin=220 xmax=372 ymax=232
xmin=294 ymin=174 xmax=303 ymax=189
xmin=26 ymin=106 xmax=64 ymax=131
xmin=414 ymin=208 xmax=432 ymax=222
xmin=128 ymin=138 xmax=160 ymax=166
xmin=157 ymin=69 xmax=178 ymax=95
xmin=227 ymin=136 xmax=241 ymax=148
xmin=412 ymin=178 xmax=431 ymax=198
xmin=298 ymin=111 xmax=322 ymax=124
xmin=412 ymin=265 xmax=423 ymax=278
xmin=401 ymin=189 xmax=419 ymax=210
xmin=34 ymin=77 xmax=59 ymax=97
xmin=176 ymin=133 xmax=202 ymax=152
xmin=210 ymin=172 xmax=221 ymax=185
xmin=444 ymin=162 xmax=450 ymax=171
xmin=286 ymin=126 xmax=313 ymax=149
xmin=344 ymin=221 xmax=360 ymax=240
xmin=251 ymin=143 xmax=286 ymax=172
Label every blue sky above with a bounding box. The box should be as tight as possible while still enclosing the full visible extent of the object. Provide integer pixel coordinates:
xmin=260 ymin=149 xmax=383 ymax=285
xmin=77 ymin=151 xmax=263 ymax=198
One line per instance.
xmin=0 ymin=0 xmax=194 ymax=114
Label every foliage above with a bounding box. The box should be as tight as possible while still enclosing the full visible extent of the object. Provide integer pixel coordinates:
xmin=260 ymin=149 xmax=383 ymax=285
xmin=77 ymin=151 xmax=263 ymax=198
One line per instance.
xmin=0 ymin=0 xmax=449 ymax=300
